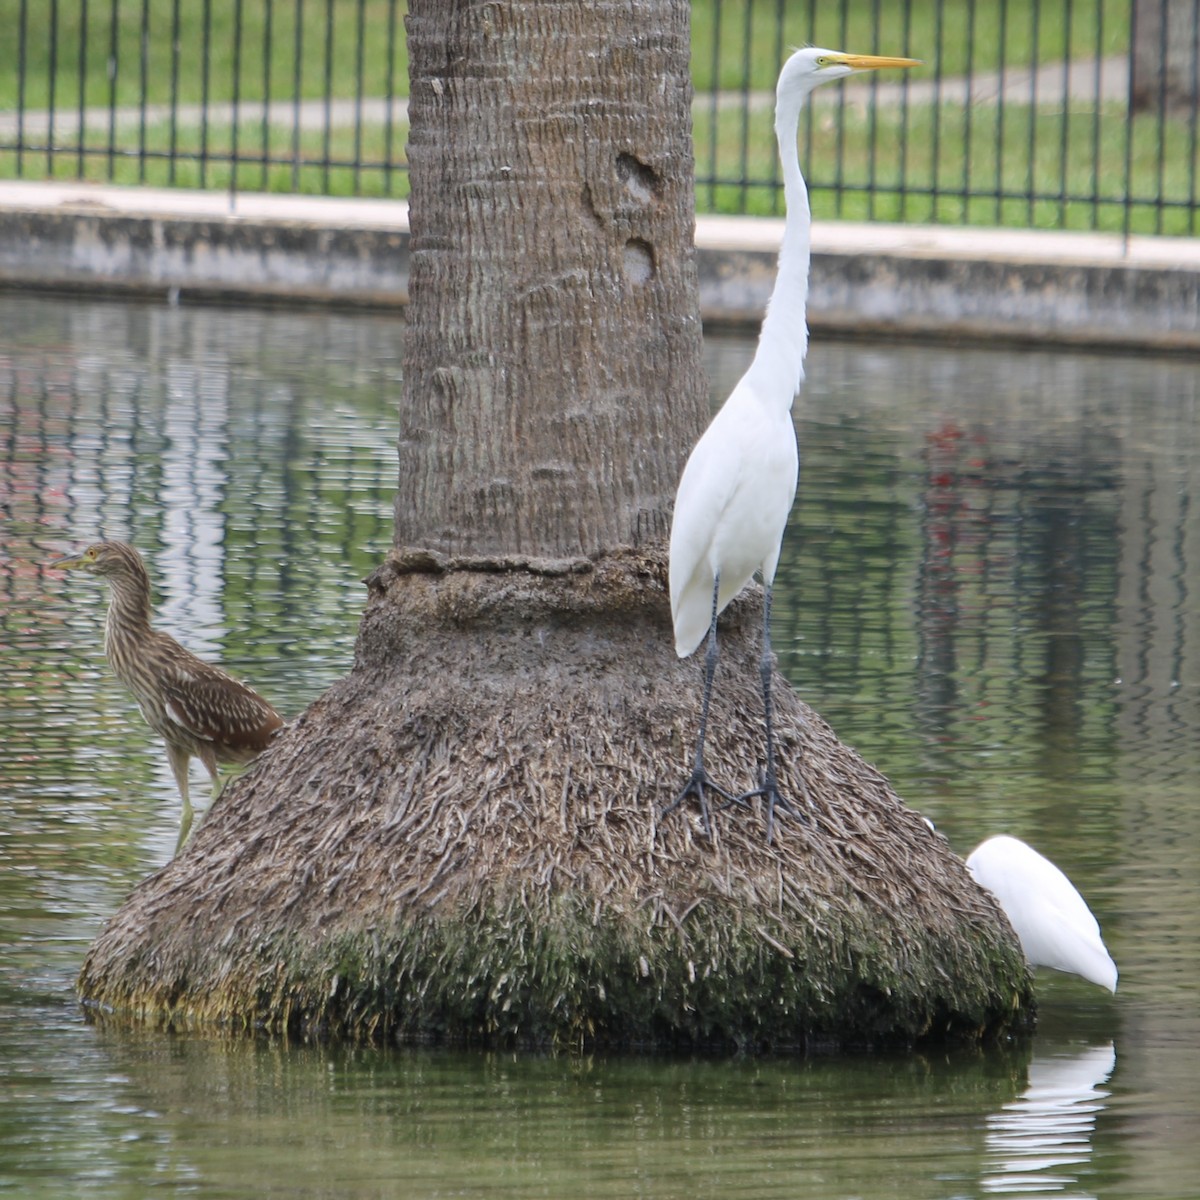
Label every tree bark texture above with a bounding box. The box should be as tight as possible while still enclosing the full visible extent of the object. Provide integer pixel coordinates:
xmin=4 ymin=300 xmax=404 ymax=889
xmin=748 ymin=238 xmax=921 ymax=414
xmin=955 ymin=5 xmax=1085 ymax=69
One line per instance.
xmin=399 ymin=0 xmax=706 ymax=558
xmin=78 ymin=555 xmax=1033 ymax=1049
xmin=1132 ymin=0 xmax=1200 ymax=113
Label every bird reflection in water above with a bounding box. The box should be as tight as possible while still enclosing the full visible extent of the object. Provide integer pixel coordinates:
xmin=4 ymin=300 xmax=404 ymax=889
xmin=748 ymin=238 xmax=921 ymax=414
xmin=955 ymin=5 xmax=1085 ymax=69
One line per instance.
xmin=982 ymin=1043 xmax=1116 ymax=1197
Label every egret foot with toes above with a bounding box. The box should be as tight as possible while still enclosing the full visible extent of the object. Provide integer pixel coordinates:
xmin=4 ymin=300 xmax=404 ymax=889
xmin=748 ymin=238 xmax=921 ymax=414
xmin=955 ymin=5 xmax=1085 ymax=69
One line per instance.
xmin=662 ymin=574 xmax=736 ymax=836
xmin=661 ymin=766 xmax=736 ymax=837
xmin=728 ymin=767 xmax=807 ymax=845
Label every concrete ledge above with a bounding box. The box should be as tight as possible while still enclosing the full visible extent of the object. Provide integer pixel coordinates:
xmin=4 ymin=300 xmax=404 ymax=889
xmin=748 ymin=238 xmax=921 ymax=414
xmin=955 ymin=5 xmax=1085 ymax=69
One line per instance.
xmin=701 ymin=217 xmax=1200 ymax=353
xmin=0 ymin=183 xmax=410 ymax=309
xmin=1 ymin=181 xmax=1198 ymax=351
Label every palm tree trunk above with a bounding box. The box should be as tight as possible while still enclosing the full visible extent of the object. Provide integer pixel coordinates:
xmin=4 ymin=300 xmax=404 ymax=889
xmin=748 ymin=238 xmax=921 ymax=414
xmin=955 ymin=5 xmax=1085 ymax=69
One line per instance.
xmin=1131 ymin=0 xmax=1199 ymax=114
xmin=400 ymin=0 xmax=705 ymax=558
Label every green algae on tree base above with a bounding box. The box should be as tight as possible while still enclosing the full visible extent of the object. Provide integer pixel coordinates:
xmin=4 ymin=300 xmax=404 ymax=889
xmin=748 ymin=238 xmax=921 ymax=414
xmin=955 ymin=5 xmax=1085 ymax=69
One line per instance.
xmin=78 ymin=552 xmax=1034 ymax=1049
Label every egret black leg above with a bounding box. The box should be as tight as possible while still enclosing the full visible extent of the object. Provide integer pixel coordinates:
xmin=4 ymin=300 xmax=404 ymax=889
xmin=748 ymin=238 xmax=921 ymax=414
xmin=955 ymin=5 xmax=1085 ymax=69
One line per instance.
xmin=662 ymin=573 xmax=734 ymax=834
xmin=731 ymin=583 xmax=805 ymax=843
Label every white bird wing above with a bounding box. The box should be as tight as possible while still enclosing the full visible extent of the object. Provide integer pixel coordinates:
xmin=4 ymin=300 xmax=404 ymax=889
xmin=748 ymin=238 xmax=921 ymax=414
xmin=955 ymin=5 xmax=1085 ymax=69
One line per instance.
xmin=1029 ymin=899 xmax=1118 ymax=992
xmin=967 ymin=835 xmax=1118 ymax=992
xmin=669 ymin=415 xmax=743 ymax=657
xmin=668 ymin=385 xmax=798 ymax=658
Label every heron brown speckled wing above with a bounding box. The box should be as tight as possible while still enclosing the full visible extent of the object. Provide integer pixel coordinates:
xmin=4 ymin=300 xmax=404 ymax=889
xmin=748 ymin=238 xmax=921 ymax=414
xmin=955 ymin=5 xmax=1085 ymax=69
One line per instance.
xmin=161 ymin=666 xmax=283 ymax=753
xmin=51 ymin=538 xmax=285 ymax=853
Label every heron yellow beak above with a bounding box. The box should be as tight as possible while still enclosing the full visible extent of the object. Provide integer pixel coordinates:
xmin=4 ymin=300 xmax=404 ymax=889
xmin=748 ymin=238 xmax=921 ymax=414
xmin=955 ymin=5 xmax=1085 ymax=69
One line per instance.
xmin=49 ymin=552 xmax=88 ymax=570
xmin=837 ymin=54 xmax=922 ymax=71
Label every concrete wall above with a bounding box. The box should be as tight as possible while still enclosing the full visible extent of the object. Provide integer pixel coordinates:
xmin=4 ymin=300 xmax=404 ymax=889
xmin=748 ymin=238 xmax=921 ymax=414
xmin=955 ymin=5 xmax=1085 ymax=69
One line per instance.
xmin=697 ymin=218 xmax=1200 ymax=353
xmin=0 ymin=187 xmax=410 ymax=309
xmin=1 ymin=182 xmax=1198 ymax=352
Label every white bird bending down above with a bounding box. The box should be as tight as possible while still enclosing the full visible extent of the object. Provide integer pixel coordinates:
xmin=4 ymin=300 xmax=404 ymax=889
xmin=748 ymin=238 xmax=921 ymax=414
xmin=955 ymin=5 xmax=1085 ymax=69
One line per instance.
xmin=967 ymin=835 xmax=1118 ymax=992
xmin=664 ymin=47 xmax=919 ymax=841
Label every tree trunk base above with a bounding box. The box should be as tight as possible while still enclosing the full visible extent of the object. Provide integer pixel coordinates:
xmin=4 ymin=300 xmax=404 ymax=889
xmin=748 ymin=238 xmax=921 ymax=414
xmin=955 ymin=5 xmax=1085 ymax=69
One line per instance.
xmin=78 ymin=549 xmax=1034 ymax=1050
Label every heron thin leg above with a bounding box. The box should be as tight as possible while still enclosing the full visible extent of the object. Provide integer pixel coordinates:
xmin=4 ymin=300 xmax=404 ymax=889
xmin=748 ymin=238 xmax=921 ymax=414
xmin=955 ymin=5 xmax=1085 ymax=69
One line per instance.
xmin=166 ymin=742 xmax=195 ymax=855
xmin=174 ymin=802 xmax=194 ymax=856
xmin=662 ymin=572 xmax=735 ymax=834
xmin=730 ymin=583 xmax=807 ymax=843
xmin=201 ymin=751 xmax=231 ymax=799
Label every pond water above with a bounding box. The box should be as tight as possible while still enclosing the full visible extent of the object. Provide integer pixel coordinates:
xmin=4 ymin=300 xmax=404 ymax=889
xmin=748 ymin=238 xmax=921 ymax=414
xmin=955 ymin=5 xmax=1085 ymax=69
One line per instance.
xmin=1 ymin=294 xmax=1197 ymax=1198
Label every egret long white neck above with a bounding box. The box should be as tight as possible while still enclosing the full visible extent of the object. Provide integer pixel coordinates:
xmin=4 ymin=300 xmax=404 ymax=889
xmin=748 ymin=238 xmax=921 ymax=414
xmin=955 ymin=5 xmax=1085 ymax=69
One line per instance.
xmin=743 ymin=90 xmax=811 ymax=404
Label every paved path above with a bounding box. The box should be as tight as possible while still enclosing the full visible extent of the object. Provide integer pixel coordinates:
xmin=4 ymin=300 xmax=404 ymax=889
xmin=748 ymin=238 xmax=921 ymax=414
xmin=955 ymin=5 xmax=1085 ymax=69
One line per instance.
xmin=0 ymin=56 xmax=1129 ymax=140
xmin=0 ymin=96 xmax=409 ymax=140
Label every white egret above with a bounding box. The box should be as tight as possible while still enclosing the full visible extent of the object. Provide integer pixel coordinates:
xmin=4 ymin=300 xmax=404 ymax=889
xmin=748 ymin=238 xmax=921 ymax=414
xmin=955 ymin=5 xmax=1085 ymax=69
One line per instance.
xmin=966 ymin=835 xmax=1118 ymax=992
xmin=665 ymin=48 xmax=919 ymax=839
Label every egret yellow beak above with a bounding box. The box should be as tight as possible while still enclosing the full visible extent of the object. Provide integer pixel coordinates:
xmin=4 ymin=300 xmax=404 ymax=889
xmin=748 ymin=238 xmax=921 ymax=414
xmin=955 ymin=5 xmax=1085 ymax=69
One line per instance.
xmin=836 ymin=54 xmax=922 ymax=71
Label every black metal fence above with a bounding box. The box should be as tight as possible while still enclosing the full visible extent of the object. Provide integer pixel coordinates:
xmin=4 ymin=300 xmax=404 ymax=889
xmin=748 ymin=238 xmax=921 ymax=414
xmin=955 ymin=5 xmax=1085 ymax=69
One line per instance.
xmin=1 ymin=0 xmax=1197 ymax=236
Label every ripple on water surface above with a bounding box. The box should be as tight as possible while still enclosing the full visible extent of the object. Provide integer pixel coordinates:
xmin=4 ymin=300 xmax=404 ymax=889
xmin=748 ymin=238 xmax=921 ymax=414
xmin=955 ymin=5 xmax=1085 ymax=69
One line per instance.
xmin=0 ymin=297 xmax=1197 ymax=1198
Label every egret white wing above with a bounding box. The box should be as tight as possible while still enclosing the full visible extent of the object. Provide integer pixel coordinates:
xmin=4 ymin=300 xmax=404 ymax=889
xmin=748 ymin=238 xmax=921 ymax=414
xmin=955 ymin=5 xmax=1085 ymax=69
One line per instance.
xmin=669 ymin=417 xmax=741 ymax=657
xmin=967 ymin=835 xmax=1117 ymax=992
xmin=669 ymin=385 xmax=799 ymax=658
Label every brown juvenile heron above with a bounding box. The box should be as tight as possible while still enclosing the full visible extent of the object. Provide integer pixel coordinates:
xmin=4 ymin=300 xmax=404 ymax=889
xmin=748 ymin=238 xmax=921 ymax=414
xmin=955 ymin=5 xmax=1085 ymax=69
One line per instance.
xmin=51 ymin=540 xmax=284 ymax=851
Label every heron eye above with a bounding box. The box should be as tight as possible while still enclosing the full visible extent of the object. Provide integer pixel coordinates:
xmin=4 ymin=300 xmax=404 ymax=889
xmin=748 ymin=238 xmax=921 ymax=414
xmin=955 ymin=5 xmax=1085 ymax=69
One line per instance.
xmin=815 ymin=56 xmax=830 ymax=67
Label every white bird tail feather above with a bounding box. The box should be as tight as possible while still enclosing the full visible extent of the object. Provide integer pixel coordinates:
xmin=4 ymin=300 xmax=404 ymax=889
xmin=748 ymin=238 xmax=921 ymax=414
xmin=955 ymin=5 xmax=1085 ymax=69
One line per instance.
xmin=967 ymin=835 xmax=1117 ymax=992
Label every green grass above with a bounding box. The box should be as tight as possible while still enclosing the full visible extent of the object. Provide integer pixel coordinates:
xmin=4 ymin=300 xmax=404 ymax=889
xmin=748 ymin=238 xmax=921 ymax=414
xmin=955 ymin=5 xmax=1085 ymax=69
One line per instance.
xmin=0 ymin=0 xmax=1129 ymax=112
xmin=0 ymin=114 xmax=412 ymax=199
xmin=694 ymin=97 xmax=1200 ymax=237
xmin=0 ymin=0 xmax=408 ymax=112
xmin=690 ymin=0 xmax=1131 ymax=93
xmin=3 ymin=0 xmax=1193 ymax=236
xmin=5 ymin=96 xmax=1193 ymax=237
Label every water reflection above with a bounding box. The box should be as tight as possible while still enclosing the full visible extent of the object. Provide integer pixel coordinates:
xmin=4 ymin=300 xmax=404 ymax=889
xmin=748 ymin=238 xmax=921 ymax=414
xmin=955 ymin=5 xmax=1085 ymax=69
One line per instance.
xmin=0 ymin=1012 xmax=1109 ymax=1200
xmin=2 ymin=297 xmax=397 ymax=693
xmin=1 ymin=296 xmax=1198 ymax=1196
xmin=983 ymin=1043 xmax=1115 ymax=1198
xmin=705 ymin=328 xmax=1199 ymax=904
